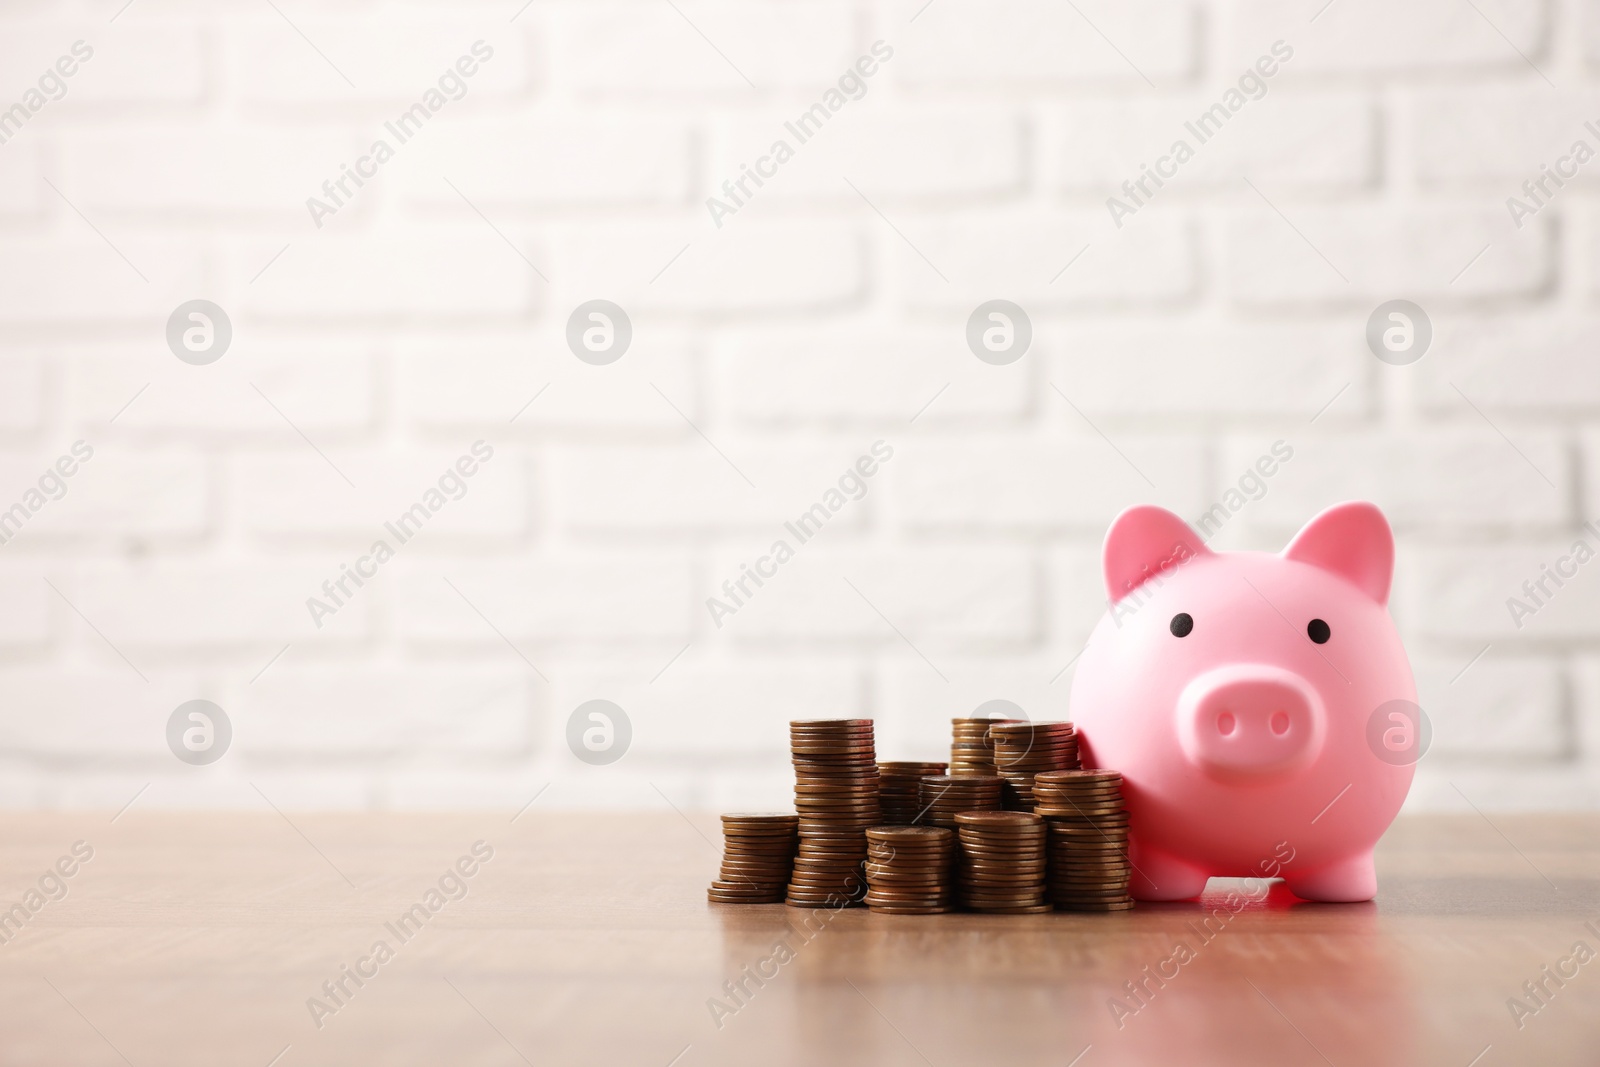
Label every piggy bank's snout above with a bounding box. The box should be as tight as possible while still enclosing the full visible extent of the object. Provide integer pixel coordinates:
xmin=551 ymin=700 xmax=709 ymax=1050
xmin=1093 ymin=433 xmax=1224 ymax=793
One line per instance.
xmin=1176 ymin=665 xmax=1325 ymax=782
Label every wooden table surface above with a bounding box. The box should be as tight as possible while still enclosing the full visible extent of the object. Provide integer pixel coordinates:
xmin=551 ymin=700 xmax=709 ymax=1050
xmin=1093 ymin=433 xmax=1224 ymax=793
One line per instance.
xmin=0 ymin=811 xmax=1596 ymax=1066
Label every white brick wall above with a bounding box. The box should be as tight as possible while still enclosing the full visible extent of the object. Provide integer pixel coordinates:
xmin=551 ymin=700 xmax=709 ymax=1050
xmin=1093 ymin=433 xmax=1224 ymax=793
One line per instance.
xmin=0 ymin=0 xmax=1594 ymax=812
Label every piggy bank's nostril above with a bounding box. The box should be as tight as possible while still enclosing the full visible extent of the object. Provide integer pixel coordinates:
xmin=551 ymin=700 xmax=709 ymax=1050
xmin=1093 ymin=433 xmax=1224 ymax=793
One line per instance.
xmin=1217 ymin=711 xmax=1236 ymax=736
xmin=1271 ymin=711 xmax=1290 ymax=736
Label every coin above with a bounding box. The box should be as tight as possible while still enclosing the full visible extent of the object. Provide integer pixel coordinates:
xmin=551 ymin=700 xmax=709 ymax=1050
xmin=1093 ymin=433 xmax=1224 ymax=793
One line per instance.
xmin=1039 ymin=767 xmax=1135 ymax=914
xmin=863 ymin=821 xmax=954 ymax=915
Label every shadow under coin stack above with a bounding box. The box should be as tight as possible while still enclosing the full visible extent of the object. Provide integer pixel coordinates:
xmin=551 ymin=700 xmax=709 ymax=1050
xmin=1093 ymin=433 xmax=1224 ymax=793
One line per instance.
xmin=1035 ymin=770 xmax=1134 ymax=912
xmin=955 ymin=811 xmax=1050 ymax=914
xmin=864 ymin=826 xmax=956 ymax=914
xmin=990 ymin=721 xmax=1080 ymax=810
xmin=877 ymin=761 xmax=947 ymax=825
xmin=786 ymin=719 xmax=881 ymax=908
xmin=949 ymin=718 xmax=1018 ymax=776
xmin=707 ymin=813 xmax=799 ymax=904
xmin=918 ymin=774 xmax=1003 ymax=829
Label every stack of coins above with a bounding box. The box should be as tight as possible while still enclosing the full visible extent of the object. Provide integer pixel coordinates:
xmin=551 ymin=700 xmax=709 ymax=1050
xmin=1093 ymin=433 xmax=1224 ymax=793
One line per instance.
xmin=949 ymin=718 xmax=1018 ymax=775
xmin=877 ymin=761 xmax=947 ymax=825
xmin=1036 ymin=770 xmax=1134 ymax=912
xmin=708 ymin=813 xmax=799 ymax=903
xmin=955 ymin=811 xmax=1050 ymax=913
xmin=864 ymin=826 xmax=956 ymax=914
xmin=918 ymin=774 xmax=1003 ymax=828
xmin=787 ymin=719 xmax=881 ymax=907
xmin=990 ymin=721 xmax=1079 ymax=809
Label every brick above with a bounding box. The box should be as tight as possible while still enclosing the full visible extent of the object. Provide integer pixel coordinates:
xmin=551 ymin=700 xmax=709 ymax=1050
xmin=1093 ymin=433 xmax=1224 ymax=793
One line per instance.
xmin=1055 ymin=93 xmax=1376 ymax=194
xmin=1411 ymin=90 xmax=1600 ymax=187
xmin=0 ymin=241 xmax=205 ymax=322
xmin=894 ymin=212 xmax=1194 ymax=308
xmin=1572 ymin=658 xmax=1600 ymax=770
xmin=556 ymin=442 xmax=889 ymax=533
xmin=1413 ymin=654 xmax=1566 ymax=758
xmin=397 ymin=331 xmax=696 ymax=432
xmin=554 ymin=1 xmax=857 ymax=95
xmin=0 ymin=137 xmax=41 ymax=217
xmin=1229 ymin=0 xmax=1546 ymax=75
xmin=878 ymin=657 xmax=1085 ymax=761
xmin=1046 ymin=545 xmax=1118 ymax=652
xmin=707 ymin=547 xmax=1036 ymax=649
xmin=234 ymin=445 xmax=526 ymax=542
xmin=238 ymin=666 xmax=533 ymax=754
xmin=395 ymin=555 xmax=692 ymax=644
xmin=1408 ymin=539 xmax=1600 ymax=641
xmin=0 ymin=669 xmax=193 ymax=756
xmin=896 ymin=0 xmax=1196 ymax=87
xmin=1051 ymin=324 xmax=1368 ymax=418
xmin=717 ymin=327 xmax=1030 ymax=424
xmin=558 ymin=221 xmax=863 ymax=312
xmin=1580 ymin=432 xmax=1600 ymax=518
xmin=75 ymin=349 xmax=374 ymax=433
xmin=0 ymin=448 xmax=207 ymax=541
xmin=0 ymin=356 xmax=45 ymax=432
xmin=63 ymin=129 xmax=368 ymax=217
xmin=67 ymin=562 xmax=374 ymax=647
xmin=230 ymin=17 xmax=527 ymax=103
xmin=0 ymin=570 xmax=50 ymax=646
xmin=235 ymin=232 xmax=536 ymax=318
xmin=404 ymin=116 xmax=693 ymax=208
xmin=712 ymin=107 xmax=1025 ymax=203
xmin=0 ymin=23 xmax=203 ymax=104
xmin=893 ymin=437 xmax=1210 ymax=532
xmin=1223 ymin=432 xmax=1569 ymax=534
xmin=1225 ymin=206 xmax=1549 ymax=305
xmin=1416 ymin=320 xmax=1600 ymax=415
xmin=553 ymin=661 xmax=863 ymax=757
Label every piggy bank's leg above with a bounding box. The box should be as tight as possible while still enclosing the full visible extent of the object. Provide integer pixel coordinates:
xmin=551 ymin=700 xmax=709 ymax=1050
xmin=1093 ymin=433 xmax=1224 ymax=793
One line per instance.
xmin=1282 ymin=851 xmax=1377 ymax=902
xmin=1127 ymin=839 xmax=1210 ymax=901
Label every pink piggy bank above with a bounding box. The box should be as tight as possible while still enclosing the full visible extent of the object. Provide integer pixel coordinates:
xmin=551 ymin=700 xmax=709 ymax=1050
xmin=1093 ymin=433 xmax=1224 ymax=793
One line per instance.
xmin=1068 ymin=501 xmax=1415 ymax=902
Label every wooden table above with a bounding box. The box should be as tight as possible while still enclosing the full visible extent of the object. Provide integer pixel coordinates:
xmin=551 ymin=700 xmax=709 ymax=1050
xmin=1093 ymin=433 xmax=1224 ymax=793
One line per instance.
xmin=0 ymin=812 xmax=1596 ymax=1066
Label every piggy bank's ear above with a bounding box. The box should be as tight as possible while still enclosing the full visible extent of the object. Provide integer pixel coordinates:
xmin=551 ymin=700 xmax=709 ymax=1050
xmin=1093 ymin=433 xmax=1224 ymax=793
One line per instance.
xmin=1103 ymin=506 xmax=1211 ymax=603
xmin=1282 ymin=501 xmax=1394 ymax=605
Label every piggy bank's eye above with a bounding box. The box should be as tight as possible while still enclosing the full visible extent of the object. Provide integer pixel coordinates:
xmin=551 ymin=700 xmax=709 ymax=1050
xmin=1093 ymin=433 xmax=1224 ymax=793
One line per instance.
xmin=1169 ymin=613 xmax=1193 ymax=637
xmin=1307 ymin=618 xmax=1330 ymax=644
